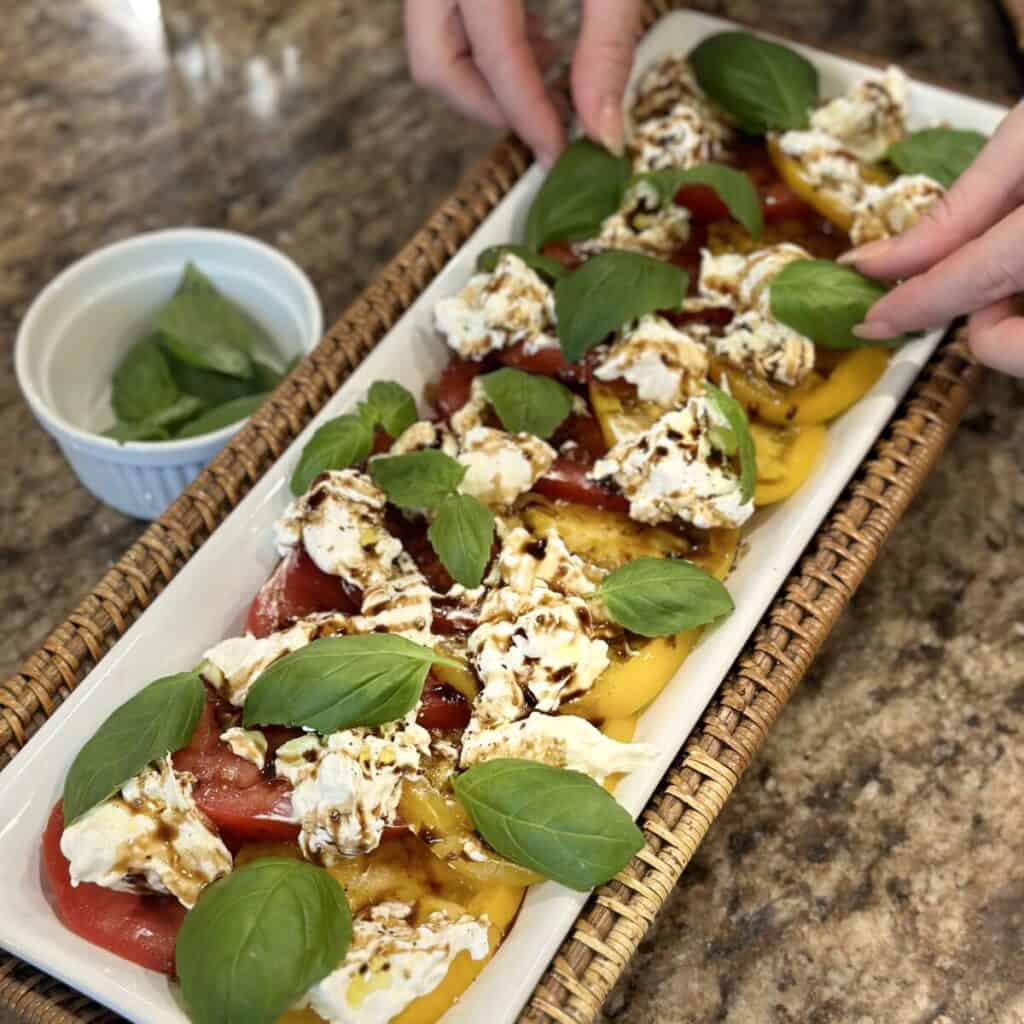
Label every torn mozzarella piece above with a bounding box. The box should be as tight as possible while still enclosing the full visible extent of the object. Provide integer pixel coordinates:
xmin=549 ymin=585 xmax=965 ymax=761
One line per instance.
xmin=220 ymin=727 xmax=268 ymax=769
xmin=578 ymin=180 xmax=691 ymax=261
xmin=594 ymin=315 xmax=709 ymax=405
xmin=456 ymin=426 xmax=554 ymax=506
xmin=460 ymin=712 xmax=656 ymax=783
xmin=353 ymin=562 xmax=435 ymax=646
xmin=275 ymin=719 xmax=431 ymax=862
xmin=849 ymin=174 xmax=944 ymax=246
xmin=495 ymin=527 xmax=603 ymax=599
xmin=433 ymin=252 xmax=556 ymax=359
xmin=630 ymin=97 xmax=732 ymax=173
xmin=202 ymin=620 xmax=322 ymax=706
xmin=698 ymin=244 xmax=811 ymax=313
xmin=591 ymin=395 xmax=754 ymax=530
xmin=275 ymin=469 xmax=402 ymax=591
xmin=389 ymin=419 xmax=459 ymax=458
xmin=303 ymin=902 xmax=489 ymax=1024
xmin=711 ymin=309 xmax=816 ymax=388
xmin=630 ymin=55 xmax=708 ymax=122
xmin=59 ymin=756 xmax=231 ymax=908
xmin=468 ymin=585 xmax=609 ymax=728
xmin=776 ymin=130 xmax=867 ymax=208
xmin=809 ymin=66 xmax=908 ymax=163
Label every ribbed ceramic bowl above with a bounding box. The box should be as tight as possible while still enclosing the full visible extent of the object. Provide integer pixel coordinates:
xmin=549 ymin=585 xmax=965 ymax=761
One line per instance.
xmin=15 ymin=228 xmax=322 ymax=519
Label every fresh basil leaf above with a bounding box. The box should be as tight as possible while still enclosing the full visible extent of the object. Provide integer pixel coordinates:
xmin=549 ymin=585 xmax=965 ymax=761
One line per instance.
xmin=104 ymin=421 xmax=171 ymax=443
xmin=554 ymin=251 xmax=687 ymax=362
xmin=244 ymin=635 xmax=460 ymax=733
xmin=156 ymin=263 xmax=263 ymax=380
xmin=690 ymin=31 xmax=819 ymax=134
xmin=167 ymin=352 xmax=260 ymax=405
xmin=365 ymin=381 xmax=418 ymax=438
xmin=176 ymin=858 xmax=351 ymax=1024
xmin=598 ymin=557 xmax=734 ymax=637
xmin=112 ymin=336 xmax=180 ymax=423
xmin=476 ymin=244 xmax=568 ymax=282
xmin=428 ymin=494 xmax=495 ymax=589
xmin=453 ymin=759 xmax=644 ymax=891
xmin=524 ymin=138 xmax=631 ymax=251
xmin=177 ymin=393 xmax=268 ymax=438
xmin=370 ymin=449 xmax=466 ymax=509
xmin=147 ymin=393 xmax=205 ymax=428
xmin=886 ymin=128 xmax=986 ymax=189
xmin=290 ymin=413 xmax=374 ymax=496
xmin=705 ymin=383 xmax=757 ymax=503
xmin=251 ymin=360 xmax=284 ymax=393
xmin=770 ymin=259 xmax=907 ymax=349
xmin=634 ymin=163 xmax=763 ymax=239
xmin=62 ymin=671 xmax=204 ymax=826
xmin=479 ymin=367 xmax=574 ymax=439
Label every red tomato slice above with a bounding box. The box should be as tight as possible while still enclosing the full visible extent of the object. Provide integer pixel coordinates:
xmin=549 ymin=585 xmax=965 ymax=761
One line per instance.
xmin=435 ymin=357 xmax=488 ymax=420
xmin=539 ymin=240 xmax=582 ymax=271
xmin=42 ymin=803 xmax=185 ymax=975
xmin=172 ymin=688 xmax=300 ymax=847
xmin=551 ymin=411 xmax=607 ymax=461
xmin=532 ymin=457 xmax=629 ymax=514
xmin=385 ymin=509 xmax=456 ymax=592
xmin=759 ymin=181 xmax=817 ymax=222
xmin=245 ymin=544 xmax=360 ymax=639
xmin=674 ymin=183 xmax=731 ymax=222
xmin=371 ymin=428 xmax=394 ymax=454
xmin=417 ymin=679 xmax=471 ymax=731
xmin=497 ymin=340 xmax=571 ymax=378
xmin=670 ymin=221 xmax=708 ymax=292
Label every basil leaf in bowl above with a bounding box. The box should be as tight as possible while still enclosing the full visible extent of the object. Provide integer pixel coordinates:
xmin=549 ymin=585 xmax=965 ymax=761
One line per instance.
xmin=886 ymin=128 xmax=987 ymax=188
xmin=452 ymin=759 xmax=644 ymax=890
xmin=689 ymin=31 xmax=819 ymax=134
xmin=176 ymin=393 xmax=269 ymax=439
xmin=112 ymin=335 xmax=180 ymax=423
xmin=176 ymin=858 xmax=351 ymax=1024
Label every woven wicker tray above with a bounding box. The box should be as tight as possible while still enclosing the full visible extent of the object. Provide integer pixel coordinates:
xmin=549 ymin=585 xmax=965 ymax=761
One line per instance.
xmin=0 ymin=5 xmax=996 ymax=1022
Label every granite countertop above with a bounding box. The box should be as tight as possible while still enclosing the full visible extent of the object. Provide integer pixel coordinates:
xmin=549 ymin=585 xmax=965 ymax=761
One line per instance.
xmin=1 ymin=2 xmax=1022 ymax=1022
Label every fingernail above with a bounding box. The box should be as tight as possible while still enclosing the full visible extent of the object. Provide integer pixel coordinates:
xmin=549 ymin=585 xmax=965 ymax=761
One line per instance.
xmin=852 ymin=320 xmax=896 ymax=340
xmin=597 ymin=96 xmax=623 ymax=156
xmin=839 ymin=239 xmax=894 ymax=266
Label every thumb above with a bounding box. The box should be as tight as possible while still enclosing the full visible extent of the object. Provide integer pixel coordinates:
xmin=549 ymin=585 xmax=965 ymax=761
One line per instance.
xmin=571 ymin=0 xmax=642 ymax=155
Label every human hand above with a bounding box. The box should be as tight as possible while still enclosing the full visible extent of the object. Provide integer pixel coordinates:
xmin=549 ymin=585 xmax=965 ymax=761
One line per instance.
xmin=404 ymin=0 xmax=642 ymax=166
xmin=843 ymin=103 xmax=1024 ymax=376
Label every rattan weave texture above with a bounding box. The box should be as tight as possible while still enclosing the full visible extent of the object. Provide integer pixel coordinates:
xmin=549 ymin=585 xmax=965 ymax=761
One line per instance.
xmin=0 ymin=4 xmax=989 ymax=1021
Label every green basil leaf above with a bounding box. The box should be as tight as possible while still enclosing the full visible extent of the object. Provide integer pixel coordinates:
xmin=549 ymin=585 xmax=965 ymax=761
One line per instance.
xmin=365 ymin=381 xmax=418 ymax=438
xmin=476 ymin=244 xmax=568 ymax=282
xmin=427 ymin=494 xmax=495 ymax=589
xmin=62 ymin=671 xmax=204 ymax=826
xmin=479 ymin=367 xmax=574 ymax=439
xmin=104 ymin=421 xmax=171 ymax=443
xmin=453 ymin=759 xmax=644 ymax=891
xmin=176 ymin=857 xmax=351 ymax=1024
xmin=690 ymin=31 xmax=819 ymax=134
xmin=290 ymin=413 xmax=374 ymax=496
xmin=176 ymin=393 xmax=269 ymax=438
xmin=369 ymin=449 xmax=466 ymax=509
xmin=524 ymin=138 xmax=631 ymax=251
xmin=244 ymin=635 xmax=460 ymax=733
xmin=156 ymin=263 xmax=264 ymax=380
xmin=770 ymin=259 xmax=907 ymax=349
xmin=886 ymin=128 xmax=986 ymax=189
xmin=146 ymin=393 xmax=205 ymax=428
xmin=598 ymin=557 xmax=734 ymax=637
xmin=554 ymin=251 xmax=687 ymax=362
xmin=251 ymin=359 xmax=285 ymax=393
xmin=112 ymin=336 xmax=180 ymax=423
xmin=705 ymin=383 xmax=757 ymax=503
xmin=633 ymin=162 xmax=764 ymax=239
xmin=167 ymin=352 xmax=261 ymax=405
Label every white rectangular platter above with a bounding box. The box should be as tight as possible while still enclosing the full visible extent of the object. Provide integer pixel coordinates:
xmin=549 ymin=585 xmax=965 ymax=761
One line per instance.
xmin=0 ymin=11 xmax=1008 ymax=1024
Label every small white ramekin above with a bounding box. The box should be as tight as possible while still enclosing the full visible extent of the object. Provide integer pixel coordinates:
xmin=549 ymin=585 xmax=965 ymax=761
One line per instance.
xmin=15 ymin=228 xmax=323 ymax=520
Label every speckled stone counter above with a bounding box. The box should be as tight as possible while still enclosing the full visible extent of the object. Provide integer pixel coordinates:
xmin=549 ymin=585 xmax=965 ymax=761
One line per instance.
xmin=1 ymin=3 xmax=1022 ymax=1022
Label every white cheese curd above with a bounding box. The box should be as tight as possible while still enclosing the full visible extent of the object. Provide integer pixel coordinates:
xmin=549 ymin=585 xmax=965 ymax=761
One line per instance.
xmin=577 ymin=180 xmax=691 ymax=261
xmin=594 ymin=314 xmax=709 ymax=405
xmin=460 ymin=712 xmax=657 ymax=783
xmin=711 ymin=309 xmax=816 ymax=388
xmin=468 ymin=584 xmax=609 ymax=728
xmin=275 ymin=470 xmax=403 ymax=591
xmin=59 ymin=756 xmax=231 ymax=908
xmin=495 ymin=526 xmax=603 ymax=599
xmin=456 ymin=426 xmax=555 ymax=506
xmin=275 ymin=718 xmax=431 ymax=862
xmin=449 ymin=377 xmax=490 ymax=438
xmin=809 ymin=66 xmax=908 ymax=163
xmin=388 ymin=419 xmax=459 ymax=458
xmin=202 ymin=620 xmax=320 ymax=706
xmin=630 ymin=98 xmax=732 ymax=173
xmin=591 ymin=395 xmax=754 ymax=530
xmin=630 ymin=55 xmax=707 ymax=122
xmin=698 ymin=244 xmax=811 ymax=313
xmin=776 ymin=129 xmax=869 ymax=209
xmin=353 ymin=559 xmax=435 ymax=646
xmin=849 ymin=173 xmax=944 ymax=246
xmin=303 ymin=902 xmax=489 ymax=1024
xmin=433 ymin=252 xmax=556 ymax=360
xmin=219 ymin=727 xmax=268 ymax=769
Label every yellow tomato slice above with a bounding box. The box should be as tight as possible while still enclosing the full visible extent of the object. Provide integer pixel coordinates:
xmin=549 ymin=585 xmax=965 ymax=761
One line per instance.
xmin=751 ymin=422 xmax=827 ymax=506
xmin=588 ymin=379 xmax=664 ymax=449
xmin=715 ymin=347 xmax=889 ymax=426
